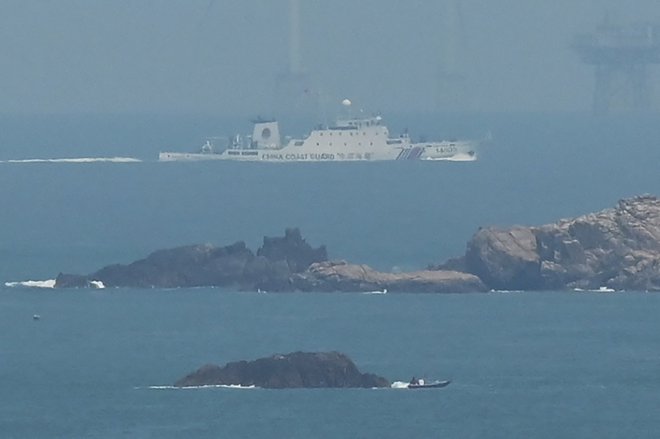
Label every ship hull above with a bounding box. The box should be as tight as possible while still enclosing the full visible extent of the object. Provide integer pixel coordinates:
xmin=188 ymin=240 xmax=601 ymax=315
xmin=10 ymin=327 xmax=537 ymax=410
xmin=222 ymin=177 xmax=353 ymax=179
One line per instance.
xmin=159 ymin=142 xmax=478 ymax=163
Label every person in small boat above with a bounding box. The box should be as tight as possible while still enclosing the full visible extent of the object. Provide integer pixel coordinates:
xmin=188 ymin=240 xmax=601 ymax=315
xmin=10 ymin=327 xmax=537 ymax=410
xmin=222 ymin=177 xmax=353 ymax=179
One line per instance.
xmin=410 ymin=377 xmax=419 ymax=385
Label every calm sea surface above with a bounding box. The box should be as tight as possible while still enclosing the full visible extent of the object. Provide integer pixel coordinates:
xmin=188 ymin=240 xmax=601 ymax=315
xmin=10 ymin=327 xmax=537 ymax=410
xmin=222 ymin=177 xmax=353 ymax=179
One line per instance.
xmin=1 ymin=289 xmax=660 ymax=438
xmin=1 ymin=112 xmax=660 ymax=437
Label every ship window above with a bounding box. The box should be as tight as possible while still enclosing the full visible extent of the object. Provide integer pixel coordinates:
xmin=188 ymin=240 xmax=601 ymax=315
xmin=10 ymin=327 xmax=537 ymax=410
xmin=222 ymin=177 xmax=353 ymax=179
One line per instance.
xmin=338 ymin=132 xmax=342 ymax=136
xmin=316 ymin=142 xmax=319 ymax=146
xmin=320 ymin=133 xmax=323 ymax=136
xmin=363 ymin=132 xmax=366 ymax=135
xmin=370 ymin=142 xmax=373 ymax=146
xmin=329 ymin=142 xmax=333 ymax=146
xmin=344 ymin=142 xmax=347 ymax=146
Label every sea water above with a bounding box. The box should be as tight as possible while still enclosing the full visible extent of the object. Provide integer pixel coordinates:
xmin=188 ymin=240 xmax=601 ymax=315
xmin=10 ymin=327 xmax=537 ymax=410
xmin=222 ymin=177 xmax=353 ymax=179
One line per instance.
xmin=1 ymin=112 xmax=660 ymax=437
xmin=2 ymin=289 xmax=660 ymax=438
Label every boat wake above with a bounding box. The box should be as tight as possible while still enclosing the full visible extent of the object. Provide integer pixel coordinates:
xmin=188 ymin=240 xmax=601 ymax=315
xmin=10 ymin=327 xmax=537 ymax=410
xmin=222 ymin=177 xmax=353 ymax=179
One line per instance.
xmin=4 ymin=279 xmax=56 ymax=288
xmin=0 ymin=157 xmax=141 ymax=164
xmin=390 ymin=381 xmax=411 ymax=389
xmin=4 ymin=279 xmax=105 ymax=289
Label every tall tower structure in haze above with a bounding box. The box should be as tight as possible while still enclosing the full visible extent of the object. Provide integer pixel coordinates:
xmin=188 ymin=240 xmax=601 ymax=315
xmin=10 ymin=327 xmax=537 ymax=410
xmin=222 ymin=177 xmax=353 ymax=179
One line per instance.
xmin=435 ymin=0 xmax=469 ymax=111
xmin=274 ymin=0 xmax=317 ymax=117
xmin=573 ymin=20 xmax=660 ymax=114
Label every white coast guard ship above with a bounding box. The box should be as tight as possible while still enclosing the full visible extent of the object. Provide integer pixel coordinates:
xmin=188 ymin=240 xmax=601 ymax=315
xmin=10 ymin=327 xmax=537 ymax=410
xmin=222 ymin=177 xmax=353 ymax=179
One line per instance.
xmin=159 ymin=101 xmax=478 ymax=163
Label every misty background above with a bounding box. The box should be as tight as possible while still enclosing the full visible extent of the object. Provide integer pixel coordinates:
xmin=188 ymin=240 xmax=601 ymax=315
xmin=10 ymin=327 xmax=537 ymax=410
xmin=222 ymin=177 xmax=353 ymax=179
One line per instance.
xmin=1 ymin=1 xmax=660 ymax=281
xmin=1 ymin=0 xmax=660 ymax=115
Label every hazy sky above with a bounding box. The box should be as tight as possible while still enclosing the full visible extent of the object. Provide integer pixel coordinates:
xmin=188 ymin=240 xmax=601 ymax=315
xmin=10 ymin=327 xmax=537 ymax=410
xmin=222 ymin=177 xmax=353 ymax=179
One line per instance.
xmin=1 ymin=0 xmax=659 ymax=114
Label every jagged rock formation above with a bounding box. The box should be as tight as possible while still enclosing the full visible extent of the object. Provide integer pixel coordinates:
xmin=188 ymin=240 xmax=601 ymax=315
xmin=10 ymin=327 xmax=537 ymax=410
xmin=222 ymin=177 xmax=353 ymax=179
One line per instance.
xmin=54 ymin=228 xmax=484 ymax=293
xmin=55 ymin=228 xmax=327 ymax=290
xmin=258 ymin=228 xmax=327 ymax=274
xmin=292 ymin=260 xmax=487 ymax=293
xmin=174 ymin=351 xmax=390 ymax=388
xmin=54 ymin=195 xmax=660 ymax=293
xmin=460 ymin=195 xmax=660 ymax=291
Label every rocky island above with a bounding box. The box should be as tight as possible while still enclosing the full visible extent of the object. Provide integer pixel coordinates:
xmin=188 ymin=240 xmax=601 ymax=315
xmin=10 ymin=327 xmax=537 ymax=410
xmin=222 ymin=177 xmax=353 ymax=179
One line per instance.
xmin=56 ymin=228 xmax=327 ymax=290
xmin=54 ymin=228 xmax=486 ymax=293
xmin=54 ymin=195 xmax=660 ymax=292
xmin=174 ymin=351 xmax=390 ymax=389
xmin=450 ymin=194 xmax=660 ymax=291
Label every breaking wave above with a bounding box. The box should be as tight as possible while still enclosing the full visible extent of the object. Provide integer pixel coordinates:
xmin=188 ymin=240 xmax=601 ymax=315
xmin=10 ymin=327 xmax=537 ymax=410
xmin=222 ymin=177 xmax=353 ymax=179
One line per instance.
xmin=4 ymin=279 xmax=56 ymax=288
xmin=573 ymin=287 xmax=616 ymax=293
xmin=89 ymin=280 xmax=106 ymax=289
xmin=144 ymin=384 xmax=256 ymax=390
xmin=0 ymin=157 xmax=141 ymax=164
xmin=363 ymin=288 xmax=388 ymax=295
xmin=144 ymin=383 xmax=405 ymax=390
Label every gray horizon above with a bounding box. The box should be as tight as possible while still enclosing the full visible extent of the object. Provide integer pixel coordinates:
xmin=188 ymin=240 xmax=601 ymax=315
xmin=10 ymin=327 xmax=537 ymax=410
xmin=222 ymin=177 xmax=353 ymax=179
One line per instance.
xmin=0 ymin=0 xmax=659 ymax=115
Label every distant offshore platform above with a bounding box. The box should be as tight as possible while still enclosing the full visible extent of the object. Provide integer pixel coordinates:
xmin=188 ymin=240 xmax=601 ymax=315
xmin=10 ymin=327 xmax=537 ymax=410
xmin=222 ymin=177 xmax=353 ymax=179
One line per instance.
xmin=573 ymin=20 xmax=660 ymax=114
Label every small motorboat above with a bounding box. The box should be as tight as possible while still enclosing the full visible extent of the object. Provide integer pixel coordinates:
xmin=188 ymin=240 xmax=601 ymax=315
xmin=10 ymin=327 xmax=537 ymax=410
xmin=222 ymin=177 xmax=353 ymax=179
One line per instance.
xmin=408 ymin=379 xmax=450 ymax=389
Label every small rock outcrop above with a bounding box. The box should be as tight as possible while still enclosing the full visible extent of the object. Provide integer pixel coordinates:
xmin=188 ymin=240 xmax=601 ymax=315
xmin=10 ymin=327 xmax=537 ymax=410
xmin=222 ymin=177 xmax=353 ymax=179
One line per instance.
xmin=174 ymin=351 xmax=390 ymax=388
xmin=461 ymin=195 xmax=660 ymax=291
xmin=292 ymin=260 xmax=487 ymax=293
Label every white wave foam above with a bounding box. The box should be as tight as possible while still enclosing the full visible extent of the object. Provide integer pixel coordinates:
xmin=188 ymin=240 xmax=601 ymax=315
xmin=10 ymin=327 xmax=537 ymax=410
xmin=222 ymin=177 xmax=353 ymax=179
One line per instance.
xmin=4 ymin=279 xmax=56 ymax=288
xmin=89 ymin=280 xmax=105 ymax=289
xmin=145 ymin=384 xmax=256 ymax=390
xmin=363 ymin=288 xmax=387 ymax=295
xmin=145 ymin=383 xmax=392 ymax=390
xmin=573 ymin=286 xmax=616 ymax=293
xmin=1 ymin=157 xmax=141 ymax=164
